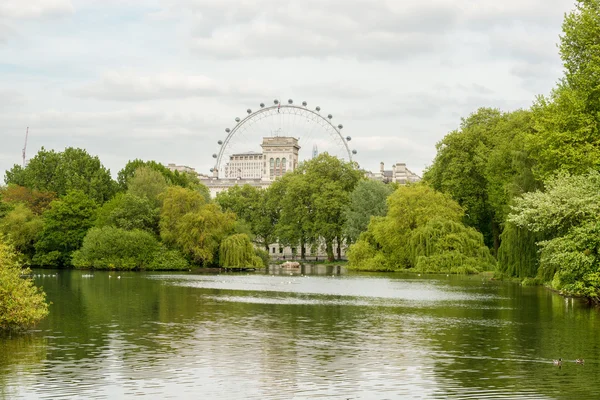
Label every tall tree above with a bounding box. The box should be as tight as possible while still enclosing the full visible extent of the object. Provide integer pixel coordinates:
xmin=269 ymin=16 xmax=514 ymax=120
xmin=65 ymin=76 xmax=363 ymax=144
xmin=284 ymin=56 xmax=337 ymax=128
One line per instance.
xmin=33 ymin=190 xmax=97 ymax=267
xmin=4 ymin=147 xmax=117 ymax=204
xmin=344 ymin=180 xmax=394 ymax=243
xmin=127 ymin=166 xmax=169 ymax=208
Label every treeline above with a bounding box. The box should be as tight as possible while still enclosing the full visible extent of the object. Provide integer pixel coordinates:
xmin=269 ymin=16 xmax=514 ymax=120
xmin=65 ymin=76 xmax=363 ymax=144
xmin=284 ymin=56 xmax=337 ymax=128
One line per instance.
xmin=423 ymin=0 xmax=600 ymax=301
xmin=0 ymin=148 xmax=263 ymax=271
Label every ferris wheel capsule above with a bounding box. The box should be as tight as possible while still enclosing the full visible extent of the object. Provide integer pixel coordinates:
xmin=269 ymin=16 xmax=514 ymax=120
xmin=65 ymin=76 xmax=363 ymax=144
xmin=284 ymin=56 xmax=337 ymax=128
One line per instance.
xmin=316 ymin=106 xmax=321 ymax=112
xmin=328 ymin=114 xmax=333 ymax=119
xmin=338 ymin=124 xmax=343 ymax=129
xmin=346 ymin=136 xmax=351 ymax=141
xmin=225 ymin=128 xmax=230 ymax=133
xmin=218 ymin=140 xmax=223 ymax=145
xmin=212 ymin=153 xmax=217 ymax=158
xmin=274 ymin=99 xmax=279 ymax=105
xmin=210 ymin=168 xmax=214 ymax=172
xmin=302 ymin=101 xmax=307 ymax=106
xmin=260 ymin=103 xmax=265 ymax=108
xmin=352 ymin=149 xmax=357 ymax=155
xmin=235 ymin=117 xmax=240 ymax=123
xmin=247 ymin=109 xmax=252 ymax=114
xmin=288 ymin=99 xmax=293 ymax=104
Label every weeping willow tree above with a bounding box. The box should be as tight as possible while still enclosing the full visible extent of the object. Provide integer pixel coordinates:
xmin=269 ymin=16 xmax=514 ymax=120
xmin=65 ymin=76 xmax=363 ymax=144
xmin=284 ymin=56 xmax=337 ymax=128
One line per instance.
xmin=409 ymin=218 xmax=495 ymax=274
xmin=348 ymin=185 xmax=495 ymax=273
xmin=497 ymin=222 xmax=541 ymax=278
xmin=219 ymin=234 xmax=264 ymax=269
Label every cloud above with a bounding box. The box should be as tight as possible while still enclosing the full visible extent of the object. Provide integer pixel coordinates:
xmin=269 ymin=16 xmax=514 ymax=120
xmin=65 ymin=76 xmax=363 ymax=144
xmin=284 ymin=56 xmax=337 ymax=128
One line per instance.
xmin=0 ymin=0 xmax=74 ymax=19
xmin=162 ymin=0 xmax=461 ymax=60
xmin=70 ymin=71 xmax=274 ymax=102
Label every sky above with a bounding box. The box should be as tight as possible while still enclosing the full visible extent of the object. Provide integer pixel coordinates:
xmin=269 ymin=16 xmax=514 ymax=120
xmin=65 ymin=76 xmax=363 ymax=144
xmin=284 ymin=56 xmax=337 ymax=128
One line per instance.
xmin=0 ymin=0 xmax=576 ymax=179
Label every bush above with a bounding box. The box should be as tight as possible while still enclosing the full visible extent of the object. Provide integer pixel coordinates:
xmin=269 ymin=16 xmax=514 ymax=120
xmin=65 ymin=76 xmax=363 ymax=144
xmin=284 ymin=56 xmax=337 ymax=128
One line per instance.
xmin=72 ymin=226 xmax=188 ymax=271
xmin=0 ymin=237 xmax=49 ymax=331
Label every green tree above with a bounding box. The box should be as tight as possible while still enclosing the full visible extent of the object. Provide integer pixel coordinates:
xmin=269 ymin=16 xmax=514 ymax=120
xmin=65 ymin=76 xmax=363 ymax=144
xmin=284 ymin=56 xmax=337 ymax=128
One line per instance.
xmin=424 ymin=108 xmax=538 ymax=251
xmin=526 ymin=0 xmax=600 ymax=180
xmin=160 ymin=187 xmax=235 ymax=266
xmin=219 ymin=234 xmax=264 ymax=269
xmin=117 ymin=159 xmax=206 ymax=195
xmin=33 ymin=190 xmax=97 ymax=267
xmin=344 ymin=180 xmax=394 ymax=243
xmin=0 ymin=204 xmax=44 ymax=262
xmin=4 ymin=147 xmax=117 ymax=204
xmin=272 ymin=154 xmax=362 ymax=261
xmin=0 ymin=237 xmax=49 ymax=331
xmin=95 ymin=193 xmax=159 ymax=234
xmin=72 ymin=226 xmax=188 ymax=270
xmin=216 ymin=185 xmax=277 ymax=250
xmin=348 ymin=185 xmax=493 ymax=272
xmin=127 ymin=167 xmax=169 ymax=208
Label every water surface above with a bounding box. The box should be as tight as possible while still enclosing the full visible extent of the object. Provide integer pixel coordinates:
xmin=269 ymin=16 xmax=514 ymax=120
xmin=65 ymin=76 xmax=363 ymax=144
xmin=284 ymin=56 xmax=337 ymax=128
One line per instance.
xmin=1 ymin=267 xmax=599 ymax=399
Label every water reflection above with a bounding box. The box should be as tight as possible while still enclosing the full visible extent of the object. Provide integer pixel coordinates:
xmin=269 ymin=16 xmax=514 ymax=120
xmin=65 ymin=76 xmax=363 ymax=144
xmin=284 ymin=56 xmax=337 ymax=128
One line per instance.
xmin=1 ymin=270 xmax=600 ymax=399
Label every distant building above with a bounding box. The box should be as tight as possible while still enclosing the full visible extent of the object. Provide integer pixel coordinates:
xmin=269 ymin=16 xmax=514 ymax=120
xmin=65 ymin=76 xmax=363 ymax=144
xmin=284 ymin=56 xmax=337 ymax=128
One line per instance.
xmin=365 ymin=162 xmax=420 ymax=184
xmin=166 ymin=163 xmax=196 ymax=174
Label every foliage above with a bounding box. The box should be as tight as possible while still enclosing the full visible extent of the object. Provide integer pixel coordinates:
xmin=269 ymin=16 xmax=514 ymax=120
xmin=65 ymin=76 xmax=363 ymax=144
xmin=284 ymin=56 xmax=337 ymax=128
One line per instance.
xmin=126 ymin=166 xmax=169 ymax=208
xmin=219 ymin=234 xmax=264 ymax=269
xmin=0 ymin=204 xmax=44 ymax=263
xmin=72 ymin=226 xmax=188 ymax=270
xmin=159 ymin=186 xmax=207 ymax=246
xmin=216 ymin=185 xmax=277 ymax=249
xmin=344 ymin=180 xmax=394 ymax=243
xmin=272 ymin=154 xmax=363 ymax=261
xmin=424 ymin=108 xmax=539 ymax=251
xmin=254 ymin=248 xmax=270 ymax=268
xmin=0 ymin=237 xmax=49 ymax=331
xmin=410 ymin=218 xmax=495 ymax=274
xmin=160 ymin=187 xmax=236 ymax=266
xmin=526 ymin=1 xmax=600 ymax=180
xmin=506 ymin=171 xmax=600 ymax=299
xmin=95 ymin=193 xmax=159 ymax=234
xmin=33 ymin=190 xmax=97 ymax=267
xmin=538 ymin=221 xmax=600 ymax=301
xmin=0 ymin=185 xmax=56 ymax=215
xmin=348 ymin=185 xmax=494 ymax=273
xmin=4 ymin=147 xmax=117 ymax=204
xmin=497 ymin=222 xmax=542 ymax=278
xmin=117 ymin=159 xmax=208 ymax=199
xmin=508 ymin=171 xmax=600 ymax=236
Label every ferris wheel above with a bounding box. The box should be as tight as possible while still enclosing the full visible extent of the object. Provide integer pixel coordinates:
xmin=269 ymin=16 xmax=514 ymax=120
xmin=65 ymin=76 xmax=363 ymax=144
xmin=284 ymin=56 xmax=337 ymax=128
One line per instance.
xmin=211 ymin=99 xmax=357 ymax=178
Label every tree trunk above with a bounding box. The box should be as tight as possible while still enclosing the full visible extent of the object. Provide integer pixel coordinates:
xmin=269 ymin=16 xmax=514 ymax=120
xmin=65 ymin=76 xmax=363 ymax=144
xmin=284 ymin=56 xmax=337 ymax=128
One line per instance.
xmin=326 ymin=240 xmax=334 ymax=262
xmin=336 ymin=237 xmax=342 ymax=260
xmin=300 ymin=237 xmax=306 ymax=260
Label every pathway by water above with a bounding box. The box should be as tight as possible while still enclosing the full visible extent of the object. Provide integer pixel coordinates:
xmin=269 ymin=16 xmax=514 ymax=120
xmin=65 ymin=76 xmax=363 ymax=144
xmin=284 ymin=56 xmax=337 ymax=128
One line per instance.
xmin=1 ymin=267 xmax=599 ymax=399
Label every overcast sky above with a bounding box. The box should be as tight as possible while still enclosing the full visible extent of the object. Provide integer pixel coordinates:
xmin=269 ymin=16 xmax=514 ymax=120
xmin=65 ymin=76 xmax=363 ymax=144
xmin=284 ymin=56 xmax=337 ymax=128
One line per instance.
xmin=0 ymin=0 xmax=575 ymax=179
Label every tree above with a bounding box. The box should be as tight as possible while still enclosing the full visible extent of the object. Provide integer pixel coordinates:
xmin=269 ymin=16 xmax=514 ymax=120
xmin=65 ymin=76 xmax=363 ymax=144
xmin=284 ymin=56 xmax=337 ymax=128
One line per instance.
xmin=526 ymin=0 xmax=600 ymax=180
xmin=127 ymin=167 xmax=169 ymax=208
xmin=159 ymin=187 xmax=235 ymax=266
xmin=344 ymin=180 xmax=394 ymax=243
xmin=424 ymin=108 xmax=538 ymax=252
xmin=4 ymin=147 xmax=117 ymax=204
xmin=72 ymin=226 xmax=189 ymax=271
xmin=33 ymin=190 xmax=97 ymax=267
xmin=159 ymin=186 xmax=207 ymax=246
xmin=272 ymin=154 xmax=362 ymax=261
xmin=0 ymin=184 xmax=56 ymax=215
xmin=0 ymin=204 xmax=44 ymax=263
xmin=219 ymin=234 xmax=264 ymax=269
xmin=95 ymin=193 xmax=159 ymax=234
xmin=0 ymin=236 xmax=49 ymax=331
xmin=117 ymin=159 xmax=203 ymax=192
xmin=216 ymin=185 xmax=278 ymax=250
xmin=348 ymin=184 xmax=493 ymax=272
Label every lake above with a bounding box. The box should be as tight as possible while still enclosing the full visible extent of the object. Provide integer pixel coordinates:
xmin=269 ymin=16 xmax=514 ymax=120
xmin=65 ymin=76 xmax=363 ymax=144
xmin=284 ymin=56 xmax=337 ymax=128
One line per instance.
xmin=1 ymin=266 xmax=599 ymax=399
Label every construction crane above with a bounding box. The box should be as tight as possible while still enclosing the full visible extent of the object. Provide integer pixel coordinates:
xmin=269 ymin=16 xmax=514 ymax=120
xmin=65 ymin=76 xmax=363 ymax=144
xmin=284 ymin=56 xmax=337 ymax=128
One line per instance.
xmin=22 ymin=127 xmax=29 ymax=167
